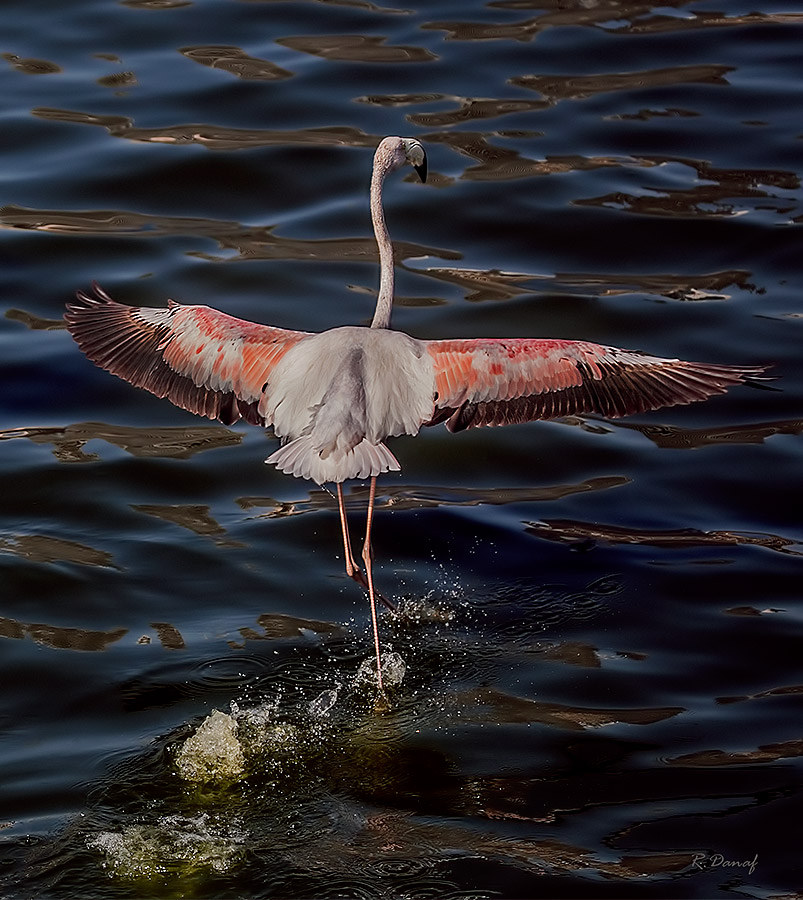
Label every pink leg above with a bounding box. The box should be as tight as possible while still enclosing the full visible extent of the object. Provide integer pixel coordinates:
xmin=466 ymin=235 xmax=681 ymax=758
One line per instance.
xmin=337 ymin=483 xmax=361 ymax=578
xmin=337 ymin=482 xmax=395 ymax=613
xmin=361 ymin=476 xmax=384 ymax=693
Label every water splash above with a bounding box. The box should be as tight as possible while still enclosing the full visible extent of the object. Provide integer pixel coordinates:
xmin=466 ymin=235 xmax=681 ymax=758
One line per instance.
xmin=309 ymin=686 xmax=340 ymax=718
xmin=395 ymin=591 xmax=458 ymax=625
xmin=174 ymin=708 xmax=245 ymax=783
xmin=355 ymin=650 xmax=406 ymax=689
xmin=88 ymin=813 xmax=247 ymax=878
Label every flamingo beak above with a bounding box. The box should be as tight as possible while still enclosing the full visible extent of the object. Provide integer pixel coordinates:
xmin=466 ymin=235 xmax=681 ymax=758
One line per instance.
xmin=414 ymin=159 xmax=427 ymax=183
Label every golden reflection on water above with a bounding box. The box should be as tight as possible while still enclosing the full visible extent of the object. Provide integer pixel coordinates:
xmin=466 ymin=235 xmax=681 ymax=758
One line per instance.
xmin=423 ymin=4 xmax=803 ymax=42
xmin=527 ymin=519 xmax=803 ymax=556
xmin=1 ymin=53 xmax=61 ymax=75
xmin=31 ymin=109 xmax=381 ymax=150
xmin=96 ymin=71 xmax=137 ymax=89
xmin=669 ymin=737 xmax=803 ymax=767
xmin=277 ymin=34 xmax=438 ymax=63
xmin=0 ymin=204 xmax=459 ymax=266
xmin=405 ymin=261 xmax=758 ymax=302
xmin=453 ymin=685 xmax=683 ymax=730
xmin=132 ymin=504 xmax=228 ymax=537
xmin=512 ymin=65 xmax=734 ymax=100
xmin=0 ymin=422 xmax=242 ymax=461
xmin=121 ymin=0 xmax=192 ymax=8
xmin=4 ymin=308 xmax=66 ymax=330
xmin=236 ymin=612 xmax=344 ymax=642
xmin=180 ymin=45 xmax=292 ymax=80
xmin=150 ymin=622 xmax=187 ymax=650
xmin=0 ymin=614 xmax=127 ymax=650
xmin=236 ymin=474 xmax=629 ymax=517
xmin=0 ymin=533 xmax=117 ymax=567
xmin=615 ymin=417 xmax=803 ymax=450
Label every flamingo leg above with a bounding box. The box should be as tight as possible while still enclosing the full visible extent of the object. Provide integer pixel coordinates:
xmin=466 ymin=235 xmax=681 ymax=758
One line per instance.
xmin=337 ymin=482 xmax=395 ymax=613
xmin=337 ymin=482 xmax=361 ymax=579
xmin=361 ymin=476 xmax=385 ymax=693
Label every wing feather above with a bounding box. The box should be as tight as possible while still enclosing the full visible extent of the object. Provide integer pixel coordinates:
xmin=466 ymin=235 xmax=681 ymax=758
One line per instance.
xmin=65 ymin=283 xmax=309 ymax=426
xmin=425 ymin=338 xmax=766 ymax=431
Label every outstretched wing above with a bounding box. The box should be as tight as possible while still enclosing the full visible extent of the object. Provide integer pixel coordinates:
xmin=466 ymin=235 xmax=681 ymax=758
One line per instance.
xmin=425 ymin=337 xmax=766 ymax=432
xmin=65 ymin=283 xmax=310 ymax=426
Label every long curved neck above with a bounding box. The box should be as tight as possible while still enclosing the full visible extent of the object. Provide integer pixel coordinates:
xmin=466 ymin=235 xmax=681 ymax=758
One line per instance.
xmin=369 ymin=158 xmax=394 ymax=329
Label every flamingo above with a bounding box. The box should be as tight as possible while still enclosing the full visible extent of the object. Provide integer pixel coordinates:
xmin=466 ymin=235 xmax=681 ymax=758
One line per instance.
xmin=66 ymin=135 xmax=765 ymax=693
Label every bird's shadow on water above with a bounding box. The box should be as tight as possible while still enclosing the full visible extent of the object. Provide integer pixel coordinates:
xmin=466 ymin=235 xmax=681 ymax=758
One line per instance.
xmin=7 ymin=573 xmax=685 ymax=899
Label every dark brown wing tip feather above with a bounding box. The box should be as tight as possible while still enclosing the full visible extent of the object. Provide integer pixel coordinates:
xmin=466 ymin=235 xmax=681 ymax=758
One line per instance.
xmin=442 ymin=358 xmax=773 ymax=433
xmin=66 ymin=282 xmax=117 ymax=319
xmin=740 ymin=369 xmax=779 ymax=390
xmin=65 ymin=283 xmax=263 ymax=428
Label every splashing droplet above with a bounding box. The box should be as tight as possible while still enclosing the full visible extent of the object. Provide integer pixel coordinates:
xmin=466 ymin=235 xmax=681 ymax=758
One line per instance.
xmin=309 ymin=687 xmax=339 ymax=718
xmin=355 ymin=650 xmax=406 ymax=688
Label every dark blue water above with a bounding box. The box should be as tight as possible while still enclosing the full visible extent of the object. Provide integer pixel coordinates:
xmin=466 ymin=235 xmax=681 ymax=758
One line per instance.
xmin=2 ymin=1 xmax=802 ymax=897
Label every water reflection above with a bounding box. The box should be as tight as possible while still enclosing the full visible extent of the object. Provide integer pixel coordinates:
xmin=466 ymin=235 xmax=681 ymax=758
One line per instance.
xmin=0 ymin=615 xmax=127 ymax=650
xmin=615 ymin=416 xmax=803 ymax=450
xmin=0 ymin=204 xmax=459 ymax=266
xmin=4 ymin=308 xmax=66 ymax=330
xmin=405 ymin=260 xmax=757 ymax=302
xmin=121 ymin=0 xmax=192 ymax=7
xmin=1 ymin=53 xmax=61 ymax=75
xmin=548 ymin=268 xmax=757 ymax=301
xmin=277 ymin=34 xmax=437 ymax=63
xmin=452 ymin=686 xmax=683 ymax=730
xmin=717 ymin=682 xmax=803 ymax=705
xmin=607 ymin=7 xmax=803 ymax=36
xmin=31 ymin=110 xmax=381 ymax=151
xmin=407 ymin=96 xmax=548 ymax=127
xmin=150 ymin=622 xmax=187 ymax=650
xmin=236 ymin=613 xmax=344 ymax=643
xmin=577 ymin=158 xmax=800 ymax=220
xmin=537 ymin=640 xmax=601 ymax=668
xmin=132 ymin=504 xmax=228 ymax=537
xmin=670 ymin=738 xmax=803 ymax=767
xmin=97 ymin=71 xmax=137 ymax=89
xmin=511 ymin=65 xmax=733 ymax=100
xmin=237 ymin=474 xmax=629 ymax=517
xmin=0 ymin=421 xmax=242 ymax=461
xmin=425 ymin=3 xmax=803 ymax=41
xmin=180 ymin=45 xmax=292 ymax=80
xmin=528 ymin=519 xmax=803 ymax=556
xmin=0 ymin=533 xmax=117 ymax=567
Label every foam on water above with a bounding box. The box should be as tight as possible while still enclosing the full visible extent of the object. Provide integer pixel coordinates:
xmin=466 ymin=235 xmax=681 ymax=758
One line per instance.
xmin=88 ymin=813 xmax=247 ymax=878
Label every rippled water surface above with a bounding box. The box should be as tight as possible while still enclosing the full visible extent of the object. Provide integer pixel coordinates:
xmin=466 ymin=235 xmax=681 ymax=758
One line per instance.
xmin=2 ymin=1 xmax=802 ymax=897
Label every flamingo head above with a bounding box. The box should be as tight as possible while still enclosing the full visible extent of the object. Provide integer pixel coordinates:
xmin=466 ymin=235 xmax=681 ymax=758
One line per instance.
xmin=375 ymin=136 xmax=427 ymax=183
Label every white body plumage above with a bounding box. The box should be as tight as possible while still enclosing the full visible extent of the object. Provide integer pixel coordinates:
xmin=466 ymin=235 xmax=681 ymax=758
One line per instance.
xmin=264 ymin=326 xmax=435 ymax=483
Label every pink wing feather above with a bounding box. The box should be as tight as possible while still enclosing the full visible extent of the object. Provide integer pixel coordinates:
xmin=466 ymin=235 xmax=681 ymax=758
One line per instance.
xmin=65 ymin=283 xmax=309 ymax=426
xmin=425 ymin=338 xmax=766 ymax=431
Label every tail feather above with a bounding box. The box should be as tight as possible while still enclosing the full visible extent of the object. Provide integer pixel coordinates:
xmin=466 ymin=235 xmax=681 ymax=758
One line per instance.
xmin=266 ymin=435 xmax=400 ymax=484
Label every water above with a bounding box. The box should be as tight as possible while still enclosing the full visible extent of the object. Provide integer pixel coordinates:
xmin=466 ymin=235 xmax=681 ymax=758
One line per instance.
xmin=1 ymin=1 xmax=802 ymax=896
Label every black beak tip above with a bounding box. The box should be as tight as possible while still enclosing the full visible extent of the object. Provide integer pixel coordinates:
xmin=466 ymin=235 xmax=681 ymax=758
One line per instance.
xmin=414 ymin=161 xmax=427 ymax=183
